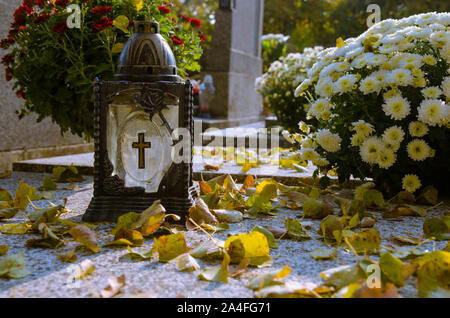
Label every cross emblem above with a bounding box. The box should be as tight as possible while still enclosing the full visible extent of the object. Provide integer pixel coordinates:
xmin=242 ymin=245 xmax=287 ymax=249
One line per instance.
xmin=132 ymin=133 xmax=151 ymax=169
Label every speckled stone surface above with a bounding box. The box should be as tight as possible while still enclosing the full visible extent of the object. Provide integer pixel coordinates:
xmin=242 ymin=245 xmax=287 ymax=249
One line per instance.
xmin=0 ymin=171 xmax=448 ymax=298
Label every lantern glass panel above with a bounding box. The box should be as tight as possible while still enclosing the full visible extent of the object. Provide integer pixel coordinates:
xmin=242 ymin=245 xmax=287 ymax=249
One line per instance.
xmin=106 ymin=92 xmax=179 ymax=193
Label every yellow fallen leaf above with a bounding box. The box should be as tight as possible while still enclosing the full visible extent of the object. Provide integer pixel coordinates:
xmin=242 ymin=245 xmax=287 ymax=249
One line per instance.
xmin=69 ymin=225 xmax=101 ymax=253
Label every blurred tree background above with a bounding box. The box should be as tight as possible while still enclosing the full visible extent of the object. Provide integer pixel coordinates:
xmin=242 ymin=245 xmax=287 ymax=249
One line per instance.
xmin=265 ymin=0 xmax=450 ymax=52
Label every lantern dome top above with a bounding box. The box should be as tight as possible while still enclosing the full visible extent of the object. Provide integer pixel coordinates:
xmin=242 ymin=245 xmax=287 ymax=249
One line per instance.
xmin=115 ymin=21 xmax=179 ymax=82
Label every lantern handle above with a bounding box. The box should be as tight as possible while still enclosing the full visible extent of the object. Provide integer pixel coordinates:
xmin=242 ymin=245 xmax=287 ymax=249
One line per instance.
xmin=134 ymin=21 xmax=160 ymax=34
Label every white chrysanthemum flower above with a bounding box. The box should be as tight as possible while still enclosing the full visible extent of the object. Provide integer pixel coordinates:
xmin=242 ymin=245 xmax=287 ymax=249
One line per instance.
xmin=382 ymin=126 xmax=405 ymax=145
xmin=384 ymin=141 xmax=400 ymax=153
xmin=316 ymin=129 xmax=342 ymax=152
xmin=334 ymin=74 xmax=358 ymax=94
xmin=442 ymin=77 xmax=450 ymax=99
xmin=386 ymin=68 xmax=413 ymax=86
xmin=417 ymin=99 xmax=447 ymax=126
xmin=359 ymin=76 xmax=381 ymax=94
xmin=294 ymin=79 xmax=311 ymax=97
xmin=315 ymin=77 xmax=334 ymax=97
xmin=382 ymin=95 xmax=411 ymax=120
xmin=360 ymin=136 xmax=384 ymax=164
xmin=408 ymin=121 xmax=429 ymax=137
xmin=298 ymin=121 xmax=310 ymax=134
xmin=422 ymin=86 xmax=443 ymax=99
xmin=422 ymin=54 xmax=437 ymax=66
xmin=367 ymin=54 xmax=388 ymax=66
xmin=402 ymin=174 xmax=422 ymax=193
xmin=397 ymin=53 xmax=424 ymax=69
xmin=310 ymin=98 xmax=331 ymax=117
xmin=301 ymin=148 xmax=319 ymax=161
xmin=351 ymin=133 xmax=366 ymax=147
xmin=301 ymin=137 xmax=316 ymax=149
xmin=282 ymin=130 xmax=296 ymax=144
xmin=440 ymin=43 xmax=450 ymax=63
xmin=377 ymin=148 xmax=397 ymax=169
xmin=407 ymin=139 xmax=431 ymax=161
xmin=352 ymin=120 xmax=375 ymax=136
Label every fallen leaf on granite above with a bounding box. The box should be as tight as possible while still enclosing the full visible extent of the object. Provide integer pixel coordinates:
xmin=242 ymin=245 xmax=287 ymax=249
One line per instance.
xmin=154 ymin=232 xmax=190 ymax=263
xmin=225 ymin=231 xmax=270 ymax=266
xmin=345 ymin=229 xmax=381 ymax=254
xmin=131 ymin=201 xmax=168 ymax=236
xmin=176 ymin=254 xmax=200 ymax=272
xmin=124 ymin=246 xmax=154 ymax=261
xmin=320 ymin=264 xmax=366 ymax=290
xmin=417 ymin=186 xmax=438 ymax=206
xmin=0 ymin=208 xmax=20 ymax=220
xmin=212 ymin=209 xmax=243 ymax=223
xmin=248 ymin=265 xmax=291 ymax=291
xmin=38 ymin=176 xmax=57 ymax=191
xmin=187 ymin=198 xmax=218 ymax=227
xmin=360 ymin=217 xmax=376 ymax=228
xmin=379 ymin=252 xmax=405 ymax=287
xmin=0 ymin=252 xmax=30 ymax=279
xmin=72 ymin=259 xmax=95 ymax=280
xmin=415 ymin=251 xmax=450 ymax=298
xmin=0 ymin=223 xmax=31 ymax=235
xmin=285 ymin=219 xmax=310 ymax=241
xmin=390 ymin=191 xmax=416 ymax=204
xmin=319 ymin=215 xmax=343 ymax=240
xmin=255 ymin=281 xmax=332 ymax=298
xmin=303 ymin=198 xmax=334 ymax=219
xmin=190 ymin=240 xmax=225 ymax=261
xmin=0 ymin=245 xmax=9 ymax=256
xmin=101 ymin=274 xmax=126 ymax=298
xmin=252 ymin=226 xmax=277 ymax=249
xmin=69 ymin=225 xmax=101 ymax=253
xmin=198 ymin=252 xmax=230 ymax=283
xmin=29 ymin=205 xmax=63 ymax=230
xmin=310 ymin=247 xmax=336 ymax=261
xmin=52 ymin=165 xmax=84 ymax=183
xmin=26 ymin=224 xmax=64 ymax=249
xmin=0 ymin=188 xmax=13 ymax=203
xmin=423 ymin=218 xmax=450 ymax=241
xmin=103 ymin=239 xmax=135 ymax=248
xmin=114 ymin=227 xmax=144 ymax=246
xmin=391 ymin=234 xmax=420 ymax=245
xmin=199 ymin=181 xmax=213 ymax=195
xmin=57 ymin=248 xmax=78 ymax=263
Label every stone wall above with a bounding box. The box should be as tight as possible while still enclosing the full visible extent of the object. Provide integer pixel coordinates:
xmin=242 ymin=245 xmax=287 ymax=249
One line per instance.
xmin=0 ymin=0 xmax=90 ymax=169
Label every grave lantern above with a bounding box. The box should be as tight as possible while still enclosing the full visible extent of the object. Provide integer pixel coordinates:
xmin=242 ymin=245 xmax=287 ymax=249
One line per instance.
xmin=83 ymin=21 xmax=197 ymax=222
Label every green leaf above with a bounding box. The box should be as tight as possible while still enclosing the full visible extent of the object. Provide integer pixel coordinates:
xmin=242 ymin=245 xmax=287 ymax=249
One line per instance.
xmin=0 ymin=245 xmax=9 ymax=256
xmin=285 ymin=219 xmax=310 ymax=241
xmin=423 ymin=218 xmax=450 ymax=241
xmin=0 ymin=189 xmax=13 ymax=202
xmin=418 ymin=186 xmax=438 ymax=205
xmin=0 ymin=252 xmax=30 ymax=279
xmin=415 ymin=251 xmax=450 ymax=298
xmin=0 ymin=223 xmax=31 ymax=235
xmin=0 ymin=208 xmax=20 ymax=220
xmin=379 ymin=252 xmax=405 ymax=287
xmin=110 ymin=212 xmax=141 ymax=235
xmin=39 ymin=177 xmax=57 ymax=191
xmin=346 ymin=229 xmax=381 ymax=254
xmin=124 ymin=246 xmax=154 ymax=261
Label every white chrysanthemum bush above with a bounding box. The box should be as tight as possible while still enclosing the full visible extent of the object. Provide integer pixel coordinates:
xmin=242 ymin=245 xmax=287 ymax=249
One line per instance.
xmin=294 ymin=12 xmax=450 ymax=194
xmin=256 ymin=47 xmax=323 ymax=131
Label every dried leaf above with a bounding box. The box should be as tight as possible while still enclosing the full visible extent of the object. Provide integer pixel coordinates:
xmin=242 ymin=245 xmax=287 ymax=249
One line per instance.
xmin=52 ymin=165 xmax=84 ymax=183
xmin=351 ymin=282 xmax=400 ymax=298
xmin=252 ymin=226 xmax=277 ymax=249
xmin=199 ymin=181 xmax=213 ymax=195
xmin=38 ymin=177 xmax=57 ymax=191
xmin=69 ymin=225 xmax=101 ymax=253
xmin=0 ymin=223 xmax=31 ymax=235
xmin=198 ymin=253 xmax=230 ymax=283
xmin=212 ymin=210 xmax=243 ymax=223
xmin=110 ymin=212 xmax=141 ymax=235
xmin=319 ymin=215 xmax=343 ymax=240
xmin=320 ymin=264 xmax=366 ymax=289
xmin=240 ymin=175 xmax=255 ymax=192
xmin=415 ymin=251 xmax=450 ymax=297
xmin=154 ymin=232 xmax=190 ymax=263
xmin=57 ymin=248 xmax=77 ymax=263
xmin=285 ymin=219 xmax=310 ymax=241
xmin=104 ymin=239 xmax=135 ymax=248
xmin=132 ymin=201 xmax=167 ymax=236
xmin=72 ymin=259 xmax=95 ymax=280
xmin=345 ymin=229 xmax=381 ymax=254
xmin=248 ymin=266 xmax=291 ymax=291
xmin=418 ymin=186 xmax=438 ymax=206
xmin=423 ymin=218 xmax=450 ymax=240
xmin=176 ymin=254 xmax=200 ymax=272
xmin=256 ymin=180 xmax=278 ymax=201
xmin=190 ymin=240 xmax=225 ymax=261
xmin=124 ymin=246 xmax=153 ymax=261
xmin=0 ymin=188 xmax=13 ymax=202
xmin=256 ymin=281 xmax=332 ymax=298
xmin=188 ymin=198 xmax=218 ymax=226
xmin=101 ymin=275 xmax=126 ymax=298
xmin=310 ymin=248 xmax=335 ymax=261
xmin=114 ymin=227 xmax=144 ymax=246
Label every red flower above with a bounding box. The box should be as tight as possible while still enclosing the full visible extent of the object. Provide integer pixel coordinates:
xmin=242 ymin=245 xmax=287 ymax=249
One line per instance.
xmin=5 ymin=67 xmax=13 ymax=81
xmin=16 ymin=90 xmax=26 ymax=99
xmin=91 ymin=17 xmax=113 ymax=33
xmin=34 ymin=13 xmax=50 ymax=24
xmin=169 ymin=17 xmax=176 ymax=23
xmin=18 ymin=25 xmax=28 ymax=33
xmin=198 ymin=33 xmax=206 ymax=42
xmin=190 ymin=18 xmax=201 ymax=29
xmin=54 ymin=0 xmax=70 ymax=6
xmin=1 ymin=54 xmax=15 ymax=66
xmin=179 ymin=15 xmax=191 ymax=23
xmin=158 ymin=5 xmax=171 ymax=14
xmin=90 ymin=6 xmax=112 ymax=15
xmin=171 ymin=35 xmax=184 ymax=46
xmin=193 ymin=86 xmax=199 ymax=94
xmin=13 ymin=4 xmax=32 ymax=27
xmin=53 ymin=20 xmax=67 ymax=35
xmin=0 ymin=38 xmax=15 ymax=49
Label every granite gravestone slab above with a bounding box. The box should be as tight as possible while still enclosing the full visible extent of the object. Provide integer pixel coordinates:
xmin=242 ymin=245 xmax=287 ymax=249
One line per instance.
xmin=205 ymin=0 xmax=265 ymax=128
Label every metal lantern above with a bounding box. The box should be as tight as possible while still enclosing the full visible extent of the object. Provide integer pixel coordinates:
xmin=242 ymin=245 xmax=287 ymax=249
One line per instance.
xmin=83 ymin=21 xmax=197 ymax=222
